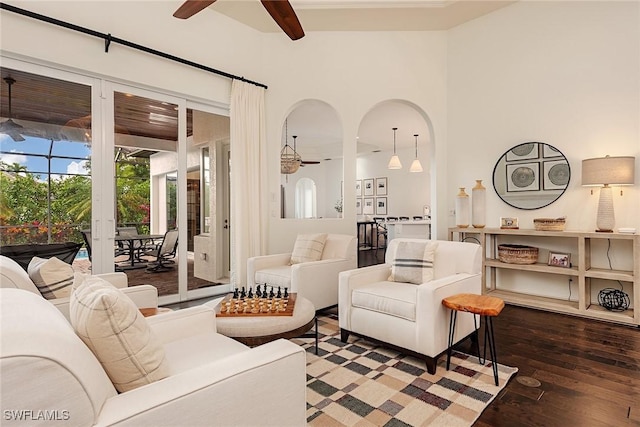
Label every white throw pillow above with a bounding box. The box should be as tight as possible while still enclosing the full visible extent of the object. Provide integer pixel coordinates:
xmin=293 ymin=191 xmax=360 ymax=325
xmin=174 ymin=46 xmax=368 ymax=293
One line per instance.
xmin=28 ymin=256 xmax=75 ymax=300
xmin=70 ymin=276 xmax=170 ymax=393
xmin=389 ymin=241 xmax=438 ymax=285
xmin=290 ymin=233 xmax=328 ymax=265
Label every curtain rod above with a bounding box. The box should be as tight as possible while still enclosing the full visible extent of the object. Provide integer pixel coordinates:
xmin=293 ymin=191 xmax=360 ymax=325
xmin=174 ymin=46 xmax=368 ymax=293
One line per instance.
xmin=0 ymin=2 xmax=268 ymax=89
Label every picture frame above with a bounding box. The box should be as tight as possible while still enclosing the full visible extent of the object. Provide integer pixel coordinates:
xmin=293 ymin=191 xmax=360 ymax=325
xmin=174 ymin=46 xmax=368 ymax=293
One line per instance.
xmin=363 ymin=197 xmax=374 ymax=215
xmin=363 ymin=178 xmax=374 ymax=196
xmin=543 ymin=160 xmax=570 ymax=190
xmin=548 ymin=252 xmax=571 ymax=268
xmin=375 ymin=197 xmax=387 ymax=215
xmin=506 ymin=142 xmax=539 ymax=162
xmin=543 ymin=144 xmax=562 ymax=158
xmin=500 ymin=217 xmax=519 ymax=229
xmin=506 ymin=162 xmax=540 ymax=192
xmin=356 ymin=180 xmax=362 ymax=197
xmin=356 ymin=198 xmax=362 ymax=215
xmin=375 ymin=177 xmax=388 ymax=196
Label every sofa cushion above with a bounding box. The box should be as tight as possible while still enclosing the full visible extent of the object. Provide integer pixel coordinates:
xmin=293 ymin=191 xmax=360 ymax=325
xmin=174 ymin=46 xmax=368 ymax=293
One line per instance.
xmin=70 ymin=276 xmax=170 ymax=393
xmin=351 ymin=281 xmax=417 ymax=321
xmin=389 ymin=241 xmax=437 ymax=285
xmin=28 ymin=256 xmax=75 ymax=299
xmin=255 ymin=265 xmax=292 ymax=289
xmin=0 ymin=255 xmax=41 ymax=295
xmin=290 ymin=233 xmax=327 ymax=264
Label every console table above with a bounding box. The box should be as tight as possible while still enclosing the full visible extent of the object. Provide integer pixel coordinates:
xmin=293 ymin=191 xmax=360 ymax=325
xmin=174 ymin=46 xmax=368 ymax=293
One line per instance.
xmin=448 ymin=227 xmax=639 ymax=326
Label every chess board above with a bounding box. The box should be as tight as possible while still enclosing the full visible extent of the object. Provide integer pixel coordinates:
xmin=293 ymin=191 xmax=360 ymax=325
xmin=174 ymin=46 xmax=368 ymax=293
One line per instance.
xmin=216 ymin=292 xmax=297 ymax=317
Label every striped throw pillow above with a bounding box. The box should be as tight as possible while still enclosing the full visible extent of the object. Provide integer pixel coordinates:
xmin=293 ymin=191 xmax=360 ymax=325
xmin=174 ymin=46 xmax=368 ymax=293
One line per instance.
xmin=28 ymin=256 xmax=75 ymax=300
xmin=70 ymin=276 xmax=170 ymax=392
xmin=290 ymin=233 xmax=328 ymax=264
xmin=389 ymin=241 xmax=438 ymax=284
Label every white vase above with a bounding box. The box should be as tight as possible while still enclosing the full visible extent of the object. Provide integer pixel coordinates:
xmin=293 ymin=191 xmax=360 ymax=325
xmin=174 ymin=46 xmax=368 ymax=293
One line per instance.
xmin=472 ymin=180 xmax=486 ymax=228
xmin=455 ymin=187 xmax=470 ymax=228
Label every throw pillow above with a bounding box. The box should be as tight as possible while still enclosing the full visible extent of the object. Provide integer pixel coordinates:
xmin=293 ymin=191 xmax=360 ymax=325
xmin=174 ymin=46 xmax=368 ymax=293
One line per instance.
xmin=70 ymin=276 xmax=170 ymax=393
xmin=290 ymin=233 xmax=328 ymax=264
xmin=28 ymin=256 xmax=75 ymax=300
xmin=389 ymin=241 xmax=438 ymax=285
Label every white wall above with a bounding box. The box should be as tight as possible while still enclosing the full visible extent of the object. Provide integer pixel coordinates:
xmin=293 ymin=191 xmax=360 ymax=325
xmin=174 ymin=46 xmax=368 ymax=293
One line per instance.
xmin=448 ymin=0 xmax=640 ymax=233
xmin=261 ymin=31 xmax=448 ymax=252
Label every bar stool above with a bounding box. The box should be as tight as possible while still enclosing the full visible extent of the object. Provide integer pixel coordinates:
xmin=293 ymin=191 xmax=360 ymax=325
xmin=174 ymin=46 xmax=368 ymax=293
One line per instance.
xmin=441 ymin=293 xmax=505 ymax=385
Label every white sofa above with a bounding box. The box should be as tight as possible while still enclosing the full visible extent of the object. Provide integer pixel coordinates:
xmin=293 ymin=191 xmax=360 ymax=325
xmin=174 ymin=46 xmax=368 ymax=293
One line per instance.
xmin=339 ymin=238 xmax=482 ymax=374
xmin=0 ymin=255 xmax=158 ymax=320
xmin=0 ymin=288 xmax=307 ymax=426
xmin=247 ymin=233 xmax=357 ymax=311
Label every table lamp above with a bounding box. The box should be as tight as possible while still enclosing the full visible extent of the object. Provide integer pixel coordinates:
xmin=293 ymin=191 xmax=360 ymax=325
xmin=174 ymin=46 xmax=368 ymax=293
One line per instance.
xmin=581 ymin=155 xmax=635 ymax=232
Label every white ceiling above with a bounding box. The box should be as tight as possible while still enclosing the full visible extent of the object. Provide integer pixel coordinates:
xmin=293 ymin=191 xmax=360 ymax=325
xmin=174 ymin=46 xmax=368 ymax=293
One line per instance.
xmin=212 ymin=0 xmax=516 ymax=32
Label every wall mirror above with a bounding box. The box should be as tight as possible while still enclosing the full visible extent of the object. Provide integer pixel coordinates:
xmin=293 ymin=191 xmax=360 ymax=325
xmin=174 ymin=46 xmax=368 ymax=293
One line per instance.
xmin=492 ymin=142 xmax=570 ymax=210
xmin=280 ymin=100 xmax=343 ymax=219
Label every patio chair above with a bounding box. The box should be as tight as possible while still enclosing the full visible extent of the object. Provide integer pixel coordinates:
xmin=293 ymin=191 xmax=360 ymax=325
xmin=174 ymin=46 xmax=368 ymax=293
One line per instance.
xmin=144 ymin=229 xmax=179 ymax=273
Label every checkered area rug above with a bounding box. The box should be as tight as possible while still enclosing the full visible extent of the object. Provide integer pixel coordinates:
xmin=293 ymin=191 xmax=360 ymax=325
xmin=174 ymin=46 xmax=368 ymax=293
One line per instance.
xmin=291 ymin=313 xmax=518 ymax=427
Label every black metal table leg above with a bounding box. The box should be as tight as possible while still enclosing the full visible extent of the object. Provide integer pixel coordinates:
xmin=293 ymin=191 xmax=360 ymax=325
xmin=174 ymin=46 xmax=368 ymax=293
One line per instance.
xmin=483 ymin=315 xmax=499 ymax=386
xmin=446 ymin=309 xmax=457 ymax=370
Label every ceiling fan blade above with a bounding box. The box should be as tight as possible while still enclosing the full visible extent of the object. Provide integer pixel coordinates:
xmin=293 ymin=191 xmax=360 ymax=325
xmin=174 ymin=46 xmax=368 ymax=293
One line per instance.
xmin=301 ymin=160 xmax=320 ymax=165
xmin=173 ymin=0 xmax=217 ymax=19
xmin=261 ymin=0 xmax=305 ymax=40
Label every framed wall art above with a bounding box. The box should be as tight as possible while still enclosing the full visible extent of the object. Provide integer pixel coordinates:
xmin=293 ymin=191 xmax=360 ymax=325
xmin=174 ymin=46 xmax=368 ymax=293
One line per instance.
xmin=506 ymin=142 xmax=539 ymax=161
xmin=375 ymin=177 xmax=388 ymax=196
xmin=543 ymin=160 xmax=570 ymax=190
xmin=375 ymin=197 xmax=387 ymax=215
xmin=356 ymin=198 xmax=362 ymax=215
xmin=543 ymin=144 xmax=562 ymax=158
xmin=506 ymin=162 xmax=540 ymax=192
xmin=363 ymin=197 xmax=374 ymax=215
xmin=363 ymin=178 xmax=374 ymax=196
xmin=500 ymin=217 xmax=519 ymax=229
xmin=356 ymin=180 xmax=362 ymax=197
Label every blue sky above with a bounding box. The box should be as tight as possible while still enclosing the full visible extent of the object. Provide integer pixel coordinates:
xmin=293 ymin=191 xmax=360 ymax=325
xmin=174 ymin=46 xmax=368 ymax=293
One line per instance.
xmin=0 ymin=133 xmax=90 ymax=179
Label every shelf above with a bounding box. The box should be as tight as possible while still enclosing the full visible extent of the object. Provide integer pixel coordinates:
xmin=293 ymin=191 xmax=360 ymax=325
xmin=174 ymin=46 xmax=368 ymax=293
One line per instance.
xmin=586 ymin=268 xmax=634 ymax=282
xmin=450 ymin=227 xmax=639 ymax=326
xmin=485 ymin=259 xmax=579 ymax=276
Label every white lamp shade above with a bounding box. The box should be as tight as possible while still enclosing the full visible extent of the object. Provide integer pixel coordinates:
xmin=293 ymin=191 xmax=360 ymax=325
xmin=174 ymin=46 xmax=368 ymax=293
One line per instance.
xmin=388 ymin=155 xmax=402 ymax=170
xmin=582 ymin=156 xmax=635 ymax=186
xmin=409 ymin=159 xmax=423 ymax=173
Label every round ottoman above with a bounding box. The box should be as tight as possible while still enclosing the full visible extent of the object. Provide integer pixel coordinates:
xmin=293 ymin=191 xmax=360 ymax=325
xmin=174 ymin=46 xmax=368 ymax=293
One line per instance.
xmin=215 ymin=296 xmax=317 ymax=348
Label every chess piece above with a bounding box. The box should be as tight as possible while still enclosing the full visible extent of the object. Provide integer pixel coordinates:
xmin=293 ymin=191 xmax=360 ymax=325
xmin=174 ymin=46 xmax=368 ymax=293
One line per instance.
xmin=233 ymin=288 xmax=239 ymax=299
xmin=240 ymin=287 xmax=246 ymax=299
xmin=248 ymin=288 xmax=254 ymax=299
xmin=277 ymin=286 xmax=282 ymax=299
xmin=256 ymin=285 xmax=262 ymax=298
xmin=284 ymin=287 xmax=289 ymax=298
xmin=269 ymin=288 xmax=275 ymax=298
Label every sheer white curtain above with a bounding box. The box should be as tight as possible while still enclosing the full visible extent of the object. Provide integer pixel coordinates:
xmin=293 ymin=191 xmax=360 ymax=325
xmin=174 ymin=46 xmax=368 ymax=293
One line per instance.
xmin=229 ymin=80 xmax=267 ymax=286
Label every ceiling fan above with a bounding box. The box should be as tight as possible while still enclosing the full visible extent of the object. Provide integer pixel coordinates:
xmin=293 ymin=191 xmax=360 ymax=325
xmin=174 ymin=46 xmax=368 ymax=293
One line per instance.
xmin=0 ymin=77 xmax=26 ymax=142
xmin=173 ymin=0 xmax=305 ymax=41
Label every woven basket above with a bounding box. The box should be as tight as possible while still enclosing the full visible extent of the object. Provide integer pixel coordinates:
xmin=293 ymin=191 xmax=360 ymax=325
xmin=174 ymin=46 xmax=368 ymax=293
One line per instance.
xmin=533 ymin=218 xmax=566 ymax=231
xmin=498 ymin=244 xmax=538 ymax=264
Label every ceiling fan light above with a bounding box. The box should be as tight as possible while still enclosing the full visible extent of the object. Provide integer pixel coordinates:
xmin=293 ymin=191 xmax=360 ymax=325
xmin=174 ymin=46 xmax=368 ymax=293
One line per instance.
xmin=410 ymin=159 xmax=423 ymax=173
xmin=388 ymin=155 xmax=402 ymax=170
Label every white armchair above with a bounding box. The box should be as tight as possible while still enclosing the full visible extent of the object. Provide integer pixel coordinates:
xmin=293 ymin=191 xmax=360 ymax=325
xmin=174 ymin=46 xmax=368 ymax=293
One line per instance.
xmin=247 ymin=233 xmax=357 ymax=311
xmin=0 ymin=289 xmax=307 ymax=426
xmin=0 ymin=255 xmax=158 ymax=320
xmin=339 ymin=238 xmax=482 ymax=374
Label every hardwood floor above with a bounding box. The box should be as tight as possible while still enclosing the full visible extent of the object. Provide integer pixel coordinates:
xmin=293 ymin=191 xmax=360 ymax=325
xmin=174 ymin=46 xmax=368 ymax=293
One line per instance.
xmin=358 ymin=248 xmax=640 ymax=426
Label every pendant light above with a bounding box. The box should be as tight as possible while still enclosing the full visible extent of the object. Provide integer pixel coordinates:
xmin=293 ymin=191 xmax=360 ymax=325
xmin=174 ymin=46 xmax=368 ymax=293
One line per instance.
xmin=0 ymin=77 xmax=26 ymax=142
xmin=280 ymin=120 xmax=301 ymax=175
xmin=387 ymin=127 xmax=402 ymax=170
xmin=410 ymin=134 xmax=423 ymax=173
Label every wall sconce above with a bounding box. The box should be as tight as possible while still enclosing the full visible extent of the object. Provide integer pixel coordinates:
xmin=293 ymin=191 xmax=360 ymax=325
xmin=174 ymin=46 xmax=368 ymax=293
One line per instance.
xmin=581 ymin=155 xmax=635 ymax=232
xmin=387 ymin=127 xmax=402 ymax=170
xmin=409 ymin=134 xmax=423 ymax=173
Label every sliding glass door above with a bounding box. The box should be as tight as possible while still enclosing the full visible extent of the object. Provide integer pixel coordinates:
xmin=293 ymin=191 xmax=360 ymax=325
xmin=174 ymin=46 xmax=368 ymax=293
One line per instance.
xmin=1 ymin=57 xmax=231 ymax=304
